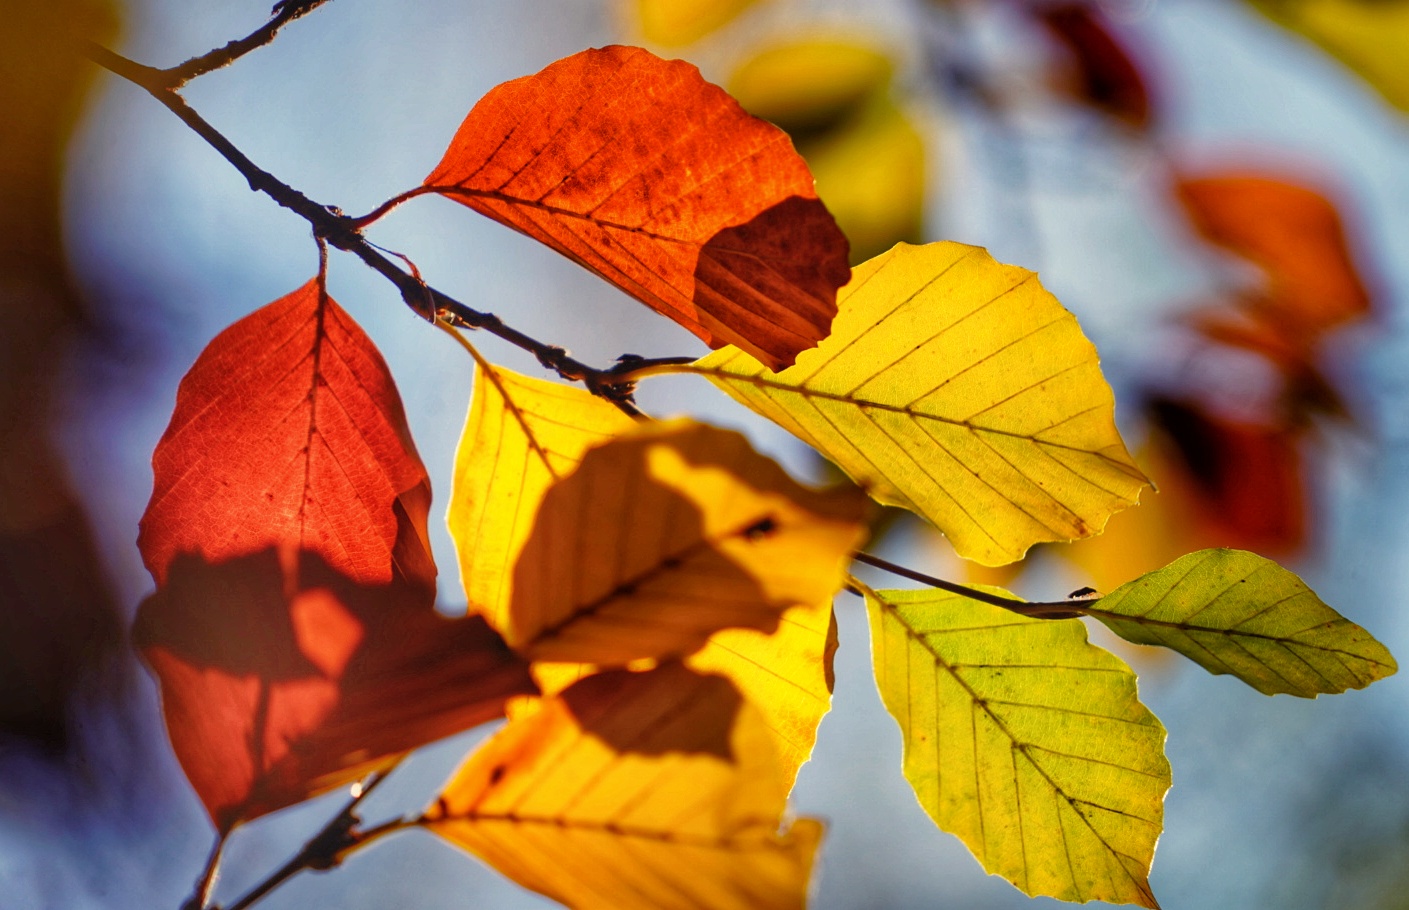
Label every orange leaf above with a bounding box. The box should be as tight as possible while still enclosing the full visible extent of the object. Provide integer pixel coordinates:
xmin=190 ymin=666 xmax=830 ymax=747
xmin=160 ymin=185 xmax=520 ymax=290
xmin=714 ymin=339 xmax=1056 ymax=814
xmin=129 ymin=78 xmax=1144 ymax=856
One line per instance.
xmin=136 ymin=281 xmax=534 ymax=830
xmin=424 ymin=45 xmax=851 ymax=370
xmin=1175 ymin=172 xmax=1371 ymax=335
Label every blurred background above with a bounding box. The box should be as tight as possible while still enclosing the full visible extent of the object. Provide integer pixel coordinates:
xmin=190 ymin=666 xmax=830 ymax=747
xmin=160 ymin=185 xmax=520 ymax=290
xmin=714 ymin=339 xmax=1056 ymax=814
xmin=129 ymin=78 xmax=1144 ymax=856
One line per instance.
xmin=4 ymin=0 xmax=1409 ymax=907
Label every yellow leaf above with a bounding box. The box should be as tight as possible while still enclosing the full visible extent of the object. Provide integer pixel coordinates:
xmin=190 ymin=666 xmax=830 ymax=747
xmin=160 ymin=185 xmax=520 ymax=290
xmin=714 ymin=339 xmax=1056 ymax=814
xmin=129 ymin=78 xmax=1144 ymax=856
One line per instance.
xmin=686 ymin=597 xmax=839 ymax=786
xmin=448 ymin=361 xmax=636 ymax=631
xmin=1086 ymin=548 xmax=1398 ymax=697
xmin=694 ymin=242 xmax=1150 ymax=566
xmin=1249 ymin=0 xmax=1409 ymax=111
xmin=427 ymin=663 xmax=822 ymax=910
xmin=506 ymin=419 xmax=870 ymax=663
xmin=864 ymin=584 xmax=1169 ymax=908
xmin=631 ymin=0 xmax=763 ymax=46
xmin=728 ymin=39 xmax=894 ymax=134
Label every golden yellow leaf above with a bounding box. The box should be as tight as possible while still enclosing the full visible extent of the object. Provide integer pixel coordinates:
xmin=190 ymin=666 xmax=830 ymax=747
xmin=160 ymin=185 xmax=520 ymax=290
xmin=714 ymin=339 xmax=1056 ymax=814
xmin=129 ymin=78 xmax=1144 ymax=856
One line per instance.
xmin=864 ymin=584 xmax=1169 ymax=908
xmin=426 ymin=663 xmax=822 ymax=910
xmin=694 ymin=242 xmax=1150 ymax=566
xmin=728 ymin=39 xmax=894 ymax=134
xmin=447 ymin=361 xmax=636 ymax=631
xmin=506 ymin=419 xmax=869 ymax=663
xmin=632 ymin=0 xmax=763 ymax=46
xmin=1249 ymin=0 xmax=1409 ymax=111
xmin=686 ymin=597 xmax=839 ymax=787
xmin=1086 ymin=548 xmax=1398 ymax=697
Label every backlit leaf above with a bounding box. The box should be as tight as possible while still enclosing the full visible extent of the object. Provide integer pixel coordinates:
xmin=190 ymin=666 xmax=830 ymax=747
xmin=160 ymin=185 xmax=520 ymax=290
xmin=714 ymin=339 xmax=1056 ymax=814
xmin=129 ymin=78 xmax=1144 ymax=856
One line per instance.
xmin=503 ymin=419 xmax=869 ymax=663
xmin=1175 ymin=172 xmax=1371 ymax=334
xmin=136 ymin=281 xmax=535 ymax=830
xmin=426 ymin=663 xmax=822 ymax=910
xmin=448 ymin=367 xmax=842 ymax=785
xmin=448 ymin=361 xmax=636 ymax=631
xmin=1248 ymin=0 xmax=1409 ymax=112
xmin=1085 ymin=548 xmax=1397 ymax=697
xmin=424 ymin=45 xmax=851 ymax=370
xmin=865 ymin=585 xmax=1169 ymax=908
xmin=695 ymin=241 xmax=1150 ymax=566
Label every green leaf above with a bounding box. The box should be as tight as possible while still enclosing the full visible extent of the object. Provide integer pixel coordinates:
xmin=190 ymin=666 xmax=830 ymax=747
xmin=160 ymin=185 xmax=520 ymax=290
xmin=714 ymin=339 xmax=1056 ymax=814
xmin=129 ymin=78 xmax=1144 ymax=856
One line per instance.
xmin=864 ymin=584 xmax=1169 ymax=908
xmin=694 ymin=242 xmax=1150 ymax=567
xmin=1086 ymin=548 xmax=1398 ymax=697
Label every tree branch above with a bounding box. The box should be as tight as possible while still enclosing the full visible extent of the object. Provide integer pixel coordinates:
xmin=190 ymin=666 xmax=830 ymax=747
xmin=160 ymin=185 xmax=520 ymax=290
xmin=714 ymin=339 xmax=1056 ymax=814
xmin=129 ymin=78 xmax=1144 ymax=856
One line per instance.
xmin=851 ymin=551 xmax=1092 ymax=618
xmin=162 ymin=0 xmax=335 ymax=88
xmin=82 ymin=42 xmax=699 ymax=410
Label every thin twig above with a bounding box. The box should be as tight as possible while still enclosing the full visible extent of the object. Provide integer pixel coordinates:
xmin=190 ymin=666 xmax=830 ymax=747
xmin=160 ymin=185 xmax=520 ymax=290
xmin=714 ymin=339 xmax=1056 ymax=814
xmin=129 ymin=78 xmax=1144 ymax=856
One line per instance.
xmin=163 ymin=0 xmax=334 ymax=88
xmin=223 ymin=766 xmax=401 ymax=910
xmin=851 ymin=551 xmax=1091 ymax=618
xmin=179 ymin=832 xmax=228 ymax=910
xmin=81 ymin=42 xmax=699 ymax=408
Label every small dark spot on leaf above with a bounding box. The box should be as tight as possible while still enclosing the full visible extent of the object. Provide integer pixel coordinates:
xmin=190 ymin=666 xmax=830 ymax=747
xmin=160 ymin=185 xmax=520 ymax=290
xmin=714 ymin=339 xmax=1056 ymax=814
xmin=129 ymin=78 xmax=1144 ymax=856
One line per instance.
xmin=488 ymin=764 xmax=507 ymax=786
xmin=743 ymin=516 xmax=778 ymax=541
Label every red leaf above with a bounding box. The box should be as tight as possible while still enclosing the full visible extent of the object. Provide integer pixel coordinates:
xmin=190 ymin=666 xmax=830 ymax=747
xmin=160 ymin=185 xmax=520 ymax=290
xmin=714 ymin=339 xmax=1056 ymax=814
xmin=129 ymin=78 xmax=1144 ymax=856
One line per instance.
xmin=1038 ymin=2 xmax=1154 ymax=129
xmin=136 ymin=281 xmax=534 ymax=830
xmin=423 ymin=45 xmax=851 ymax=370
xmin=1175 ymin=172 xmax=1372 ymax=336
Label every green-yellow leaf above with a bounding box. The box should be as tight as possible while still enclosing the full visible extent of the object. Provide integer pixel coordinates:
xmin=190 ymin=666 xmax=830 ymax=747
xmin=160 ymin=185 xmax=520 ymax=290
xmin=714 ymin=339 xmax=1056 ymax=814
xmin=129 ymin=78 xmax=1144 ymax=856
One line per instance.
xmin=506 ymin=419 xmax=869 ymax=664
xmin=448 ymin=361 xmax=636 ymax=631
xmin=865 ymin=584 xmax=1169 ymax=908
xmin=1086 ymin=548 xmax=1397 ymax=697
xmin=1248 ymin=0 xmax=1409 ymax=112
xmin=426 ymin=663 xmax=822 ymax=910
xmin=695 ymin=242 xmax=1150 ymax=566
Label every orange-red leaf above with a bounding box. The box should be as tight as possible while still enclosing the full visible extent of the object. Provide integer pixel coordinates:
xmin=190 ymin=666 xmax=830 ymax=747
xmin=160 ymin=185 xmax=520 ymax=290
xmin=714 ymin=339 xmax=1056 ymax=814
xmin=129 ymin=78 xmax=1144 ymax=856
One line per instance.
xmin=1175 ymin=172 xmax=1371 ymax=334
xmin=424 ymin=45 xmax=851 ymax=370
xmin=136 ymin=281 xmax=534 ymax=830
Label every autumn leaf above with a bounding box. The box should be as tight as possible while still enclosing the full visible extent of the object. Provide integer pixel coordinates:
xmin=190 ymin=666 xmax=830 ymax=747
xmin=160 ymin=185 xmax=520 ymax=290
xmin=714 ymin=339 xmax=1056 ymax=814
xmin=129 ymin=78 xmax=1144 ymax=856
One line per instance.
xmin=1175 ymin=172 xmax=1371 ymax=335
xmin=426 ymin=663 xmax=822 ymax=910
xmin=1036 ymin=2 xmax=1154 ymax=128
xmin=694 ymin=241 xmax=1150 ymax=566
xmin=500 ymin=419 xmax=869 ymax=663
xmin=136 ymin=281 xmax=535 ymax=830
xmin=1248 ymin=0 xmax=1409 ymax=111
xmin=448 ymin=360 xmax=637 ymax=633
xmin=864 ymin=584 xmax=1170 ymax=908
xmin=631 ymin=0 xmax=762 ymax=45
xmin=423 ymin=45 xmax=851 ymax=369
xmin=448 ymin=365 xmax=840 ymax=784
xmin=1084 ymin=549 xmax=1397 ymax=697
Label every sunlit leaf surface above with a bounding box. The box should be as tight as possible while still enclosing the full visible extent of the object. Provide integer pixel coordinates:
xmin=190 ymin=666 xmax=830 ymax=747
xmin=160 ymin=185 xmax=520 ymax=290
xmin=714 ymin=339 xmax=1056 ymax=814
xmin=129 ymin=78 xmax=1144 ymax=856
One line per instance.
xmin=1087 ymin=548 xmax=1397 ymax=697
xmin=427 ymin=663 xmax=822 ymax=910
xmin=136 ymin=281 xmax=534 ymax=830
xmin=865 ymin=585 xmax=1169 ymax=908
xmin=632 ymin=0 xmax=762 ymax=45
xmin=425 ymin=45 xmax=851 ymax=369
xmin=696 ymin=241 xmax=1149 ymax=566
xmin=504 ymin=419 xmax=869 ymax=663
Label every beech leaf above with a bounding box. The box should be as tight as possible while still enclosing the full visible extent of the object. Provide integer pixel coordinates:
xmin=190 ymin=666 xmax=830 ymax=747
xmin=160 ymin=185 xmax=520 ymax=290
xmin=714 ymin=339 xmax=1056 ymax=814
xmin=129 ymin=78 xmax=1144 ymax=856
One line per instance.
xmin=695 ymin=241 xmax=1150 ymax=566
xmin=424 ymin=45 xmax=851 ymax=369
xmin=448 ymin=365 xmax=840 ymax=785
xmin=1248 ymin=0 xmax=1409 ymax=112
xmin=502 ymin=419 xmax=869 ymax=663
xmin=136 ymin=281 xmax=534 ymax=830
xmin=1085 ymin=548 xmax=1398 ymax=697
xmin=426 ymin=663 xmax=822 ymax=910
xmin=865 ymin=585 xmax=1170 ymax=908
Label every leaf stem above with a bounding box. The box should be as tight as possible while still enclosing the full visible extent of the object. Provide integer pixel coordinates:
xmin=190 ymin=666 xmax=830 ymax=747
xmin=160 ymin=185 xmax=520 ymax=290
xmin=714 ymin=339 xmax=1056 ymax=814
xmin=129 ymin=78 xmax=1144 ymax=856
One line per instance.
xmin=851 ymin=551 xmax=1090 ymax=618
xmin=179 ymin=832 xmax=227 ymax=910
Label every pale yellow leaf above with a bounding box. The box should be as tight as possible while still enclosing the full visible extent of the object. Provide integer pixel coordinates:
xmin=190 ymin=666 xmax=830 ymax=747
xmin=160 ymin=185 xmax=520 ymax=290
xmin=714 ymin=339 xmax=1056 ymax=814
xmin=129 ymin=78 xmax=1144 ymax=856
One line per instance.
xmin=865 ymin=584 xmax=1169 ymax=908
xmin=695 ymin=242 xmax=1150 ymax=566
xmin=427 ymin=663 xmax=822 ymax=910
